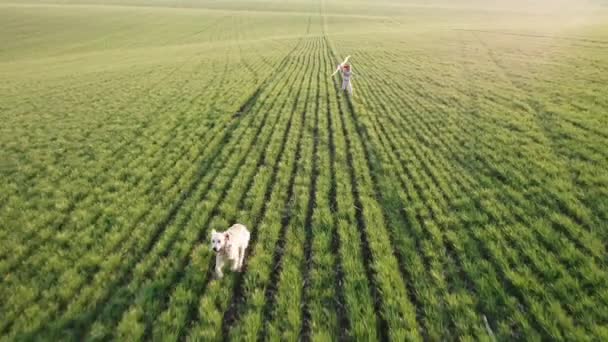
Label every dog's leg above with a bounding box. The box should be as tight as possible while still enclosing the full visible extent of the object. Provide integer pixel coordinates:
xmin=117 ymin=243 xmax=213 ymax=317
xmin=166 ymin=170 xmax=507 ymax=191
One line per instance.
xmin=231 ymin=250 xmax=239 ymax=271
xmin=237 ymin=247 xmax=245 ymax=271
xmin=215 ymin=255 xmax=224 ymax=279
xmin=242 ymin=247 xmax=246 ymax=270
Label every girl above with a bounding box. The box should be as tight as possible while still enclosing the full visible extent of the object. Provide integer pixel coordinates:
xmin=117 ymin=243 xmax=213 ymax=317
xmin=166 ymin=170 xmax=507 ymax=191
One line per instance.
xmin=332 ymin=55 xmax=354 ymax=95
xmin=340 ymin=63 xmax=353 ymax=95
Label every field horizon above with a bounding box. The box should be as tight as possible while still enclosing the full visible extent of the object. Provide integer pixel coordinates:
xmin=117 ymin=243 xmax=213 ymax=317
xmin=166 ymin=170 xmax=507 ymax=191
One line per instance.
xmin=1 ymin=0 xmax=607 ymax=340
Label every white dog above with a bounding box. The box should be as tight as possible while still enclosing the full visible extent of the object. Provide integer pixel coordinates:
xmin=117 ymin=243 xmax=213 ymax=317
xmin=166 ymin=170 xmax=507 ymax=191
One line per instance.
xmin=210 ymin=223 xmax=250 ymax=278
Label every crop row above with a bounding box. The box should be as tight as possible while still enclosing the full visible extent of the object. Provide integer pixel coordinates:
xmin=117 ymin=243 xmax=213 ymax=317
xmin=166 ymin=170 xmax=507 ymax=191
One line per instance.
xmin=1 ymin=36 xmax=302 ymax=340
xmin=113 ymin=37 xmax=317 ymax=342
xmin=336 ymin=37 xmax=608 ymax=339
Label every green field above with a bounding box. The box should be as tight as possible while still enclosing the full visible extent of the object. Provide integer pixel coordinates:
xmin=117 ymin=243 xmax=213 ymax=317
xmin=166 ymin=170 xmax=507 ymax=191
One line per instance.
xmin=1 ymin=0 xmax=608 ymax=340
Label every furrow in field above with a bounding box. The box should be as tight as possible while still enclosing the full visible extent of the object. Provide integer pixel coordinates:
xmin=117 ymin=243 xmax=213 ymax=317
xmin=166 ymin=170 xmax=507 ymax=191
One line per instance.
xmin=354 ymin=62 xmax=552 ymax=340
xmin=0 ymin=37 xmax=291 ymax=266
xmin=190 ymin=37 xmax=316 ymax=341
xmin=9 ymin=40 xmax=306 ymax=340
xmin=298 ymin=36 xmax=328 ymax=341
xmin=0 ymin=55 xmax=229 ymax=271
xmin=471 ymin=33 xmax=608 ymax=229
xmin=325 ymin=37 xmax=421 ymax=341
xmin=356 ymin=49 xmax=604 ymax=262
xmin=1 ymin=32 xmax=297 ymax=304
xmin=205 ymin=39 xmax=314 ymax=340
xmin=398 ymin=47 xmax=606 ymax=237
xmin=262 ymin=36 xmax=323 ymax=341
xmin=0 ymin=44 xmax=277 ymax=312
xmin=472 ymin=32 xmax=608 ymax=161
xmin=354 ymin=49 xmax=604 ymax=338
xmin=320 ymin=37 xmax=350 ymax=341
xmin=145 ymin=38 xmax=313 ymax=342
xmin=360 ymin=71 xmax=548 ymax=338
xmin=219 ymin=39 xmax=311 ymax=339
xmin=0 ymin=58 xmax=233 ymax=334
xmin=317 ymin=19 xmax=381 ymax=341
xmin=330 ymin=73 xmax=389 ymax=341
xmin=0 ymin=57 xmax=249 ymax=335
xmin=405 ymin=72 xmax=607 ymax=263
xmin=91 ymin=40 xmax=310 ymax=341
xmin=0 ymin=59 xmax=225 ymax=275
xmin=222 ymin=39 xmax=319 ymax=339
xmin=346 ymin=64 xmax=479 ymax=339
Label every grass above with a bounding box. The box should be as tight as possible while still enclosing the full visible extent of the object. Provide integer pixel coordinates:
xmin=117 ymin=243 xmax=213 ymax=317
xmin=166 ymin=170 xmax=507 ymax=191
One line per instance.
xmin=1 ymin=0 xmax=608 ymax=340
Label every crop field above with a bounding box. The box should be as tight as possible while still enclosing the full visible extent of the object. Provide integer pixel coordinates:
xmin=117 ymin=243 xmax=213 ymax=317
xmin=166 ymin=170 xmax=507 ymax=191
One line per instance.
xmin=1 ymin=0 xmax=608 ymax=340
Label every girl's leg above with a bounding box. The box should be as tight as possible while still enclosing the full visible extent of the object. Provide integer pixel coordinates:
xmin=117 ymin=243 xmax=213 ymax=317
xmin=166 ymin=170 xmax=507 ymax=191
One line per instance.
xmin=341 ymin=79 xmax=347 ymax=91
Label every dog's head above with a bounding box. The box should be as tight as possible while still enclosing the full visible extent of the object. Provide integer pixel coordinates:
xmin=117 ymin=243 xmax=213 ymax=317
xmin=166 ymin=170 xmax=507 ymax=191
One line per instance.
xmin=210 ymin=229 xmax=229 ymax=253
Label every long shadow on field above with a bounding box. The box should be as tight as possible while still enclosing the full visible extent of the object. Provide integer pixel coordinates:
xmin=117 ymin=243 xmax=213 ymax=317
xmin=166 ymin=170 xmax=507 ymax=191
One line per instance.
xmin=173 ymin=40 xmax=312 ymax=341
xmin=323 ymin=35 xmax=391 ymax=341
xmin=16 ymin=41 xmax=304 ymax=341
xmin=0 ymin=55 xmax=227 ymax=338
xmin=0 ymin=53 xmax=215 ymax=279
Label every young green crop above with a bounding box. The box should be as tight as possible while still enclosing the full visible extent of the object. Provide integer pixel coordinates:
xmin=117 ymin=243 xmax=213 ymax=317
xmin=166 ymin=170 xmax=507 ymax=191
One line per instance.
xmin=1 ymin=0 xmax=608 ymax=341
